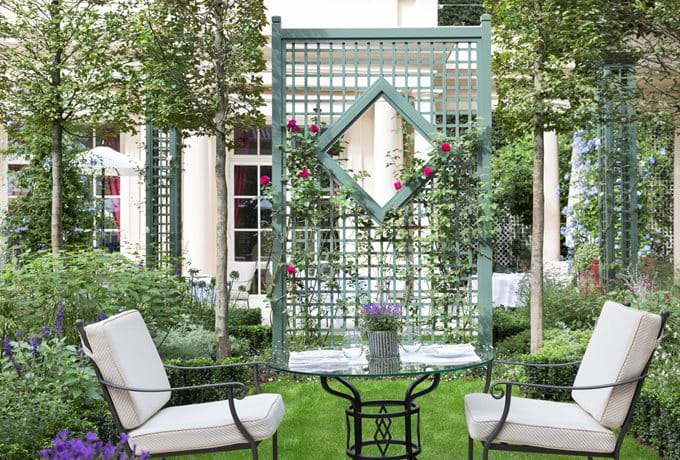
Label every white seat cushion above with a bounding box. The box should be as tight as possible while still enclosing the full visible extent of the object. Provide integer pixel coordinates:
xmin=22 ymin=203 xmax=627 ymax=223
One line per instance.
xmin=84 ymin=310 xmax=171 ymax=429
xmin=128 ymin=393 xmax=285 ymax=454
xmin=572 ymin=301 xmax=662 ymax=428
xmin=464 ymin=393 xmax=616 ymax=453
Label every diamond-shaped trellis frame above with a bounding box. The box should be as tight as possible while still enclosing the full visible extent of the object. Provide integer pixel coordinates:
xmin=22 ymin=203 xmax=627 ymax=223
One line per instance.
xmin=270 ymin=16 xmax=493 ymax=358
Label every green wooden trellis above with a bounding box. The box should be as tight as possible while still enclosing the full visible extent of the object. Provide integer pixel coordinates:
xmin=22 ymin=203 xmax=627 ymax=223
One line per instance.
xmin=145 ymin=123 xmax=182 ymax=271
xmin=270 ymin=16 xmax=493 ymax=358
xmin=598 ymin=63 xmax=638 ymax=282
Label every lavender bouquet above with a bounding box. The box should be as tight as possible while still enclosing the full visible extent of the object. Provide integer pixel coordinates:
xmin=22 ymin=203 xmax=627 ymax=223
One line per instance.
xmin=39 ymin=430 xmax=149 ymax=460
xmin=360 ymin=302 xmax=402 ymax=331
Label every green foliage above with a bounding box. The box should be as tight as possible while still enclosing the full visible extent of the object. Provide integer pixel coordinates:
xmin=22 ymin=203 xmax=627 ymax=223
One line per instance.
xmin=633 ymin=391 xmax=680 ymax=459
xmin=494 ymin=328 xmax=530 ymax=358
xmin=1 ymin=126 xmax=95 ymax=252
xmin=165 ymin=357 xmax=253 ymax=406
xmin=139 ymin=0 xmax=267 ymax=139
xmin=492 ymin=307 xmax=529 ymax=344
xmin=521 ymin=328 xmax=592 ymax=401
xmin=573 ymin=241 xmax=600 ymax=273
xmin=491 ymin=137 xmax=534 ymax=225
xmin=231 ymin=325 xmax=272 ymax=357
xmin=156 ymin=326 xmax=216 ymax=361
xmin=0 ymin=250 xmax=188 ymax=342
xmin=230 ymin=308 xmax=263 ymax=327
xmin=0 ymin=1 xmax=141 ymax=131
xmin=438 ymin=1 xmax=485 ymax=26
xmin=0 ymin=335 xmax=111 ymax=459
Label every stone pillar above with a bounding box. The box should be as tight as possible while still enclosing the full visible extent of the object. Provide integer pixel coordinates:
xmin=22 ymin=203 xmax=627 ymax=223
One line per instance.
xmin=118 ymin=130 xmax=145 ymax=259
xmin=543 ymin=130 xmax=561 ymax=262
xmin=183 ymin=135 xmax=212 ymax=276
xmin=372 ymin=99 xmax=402 ymax=206
xmin=674 ymin=127 xmax=680 ymax=283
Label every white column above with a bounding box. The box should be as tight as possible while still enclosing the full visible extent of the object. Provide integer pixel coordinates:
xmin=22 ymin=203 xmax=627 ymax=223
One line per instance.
xmin=119 ymin=129 xmax=145 ymax=260
xmin=674 ymin=127 xmax=680 ymax=283
xmin=183 ymin=135 xmax=213 ymax=276
xmin=543 ymin=130 xmax=561 ymax=262
xmin=372 ymin=99 xmax=402 ymax=206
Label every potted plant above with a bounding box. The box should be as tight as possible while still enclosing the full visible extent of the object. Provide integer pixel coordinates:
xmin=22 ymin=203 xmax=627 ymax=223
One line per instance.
xmin=361 ymin=302 xmax=401 ymax=358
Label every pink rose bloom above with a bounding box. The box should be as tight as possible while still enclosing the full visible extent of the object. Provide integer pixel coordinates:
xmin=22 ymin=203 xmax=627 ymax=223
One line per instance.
xmin=309 ymin=124 xmax=319 ymax=134
xmin=440 ymin=142 xmax=451 ymax=152
xmin=286 ymin=264 xmax=296 ymax=275
xmin=260 ymin=175 xmax=270 ymax=185
xmin=423 ymin=166 xmax=433 ymax=177
xmin=298 ymin=168 xmax=310 ymax=178
xmin=394 ymin=181 xmax=402 ymax=190
xmin=293 ymin=124 xmax=301 ymax=132
xmin=286 ymin=119 xmax=297 ymax=130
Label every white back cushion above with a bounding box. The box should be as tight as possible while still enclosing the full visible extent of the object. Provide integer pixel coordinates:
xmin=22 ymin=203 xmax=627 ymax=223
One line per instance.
xmin=85 ymin=310 xmax=171 ymax=429
xmin=572 ymin=301 xmax=662 ymax=428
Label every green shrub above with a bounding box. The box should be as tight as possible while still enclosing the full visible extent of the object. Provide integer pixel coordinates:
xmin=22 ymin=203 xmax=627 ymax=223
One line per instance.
xmin=494 ymin=329 xmax=530 ymax=358
xmin=493 ymin=307 xmax=529 ymax=344
xmin=231 ymin=325 xmax=272 ymax=356
xmin=0 ymin=249 xmax=189 ymax=343
xmin=156 ymin=326 xmax=216 ymax=360
xmin=521 ymin=328 xmax=591 ymax=401
xmin=0 ymin=332 xmax=111 ymax=459
xmin=632 ymin=390 xmax=680 ymax=459
xmin=230 ymin=307 xmax=262 ymax=326
xmin=165 ymin=357 xmax=254 ymax=406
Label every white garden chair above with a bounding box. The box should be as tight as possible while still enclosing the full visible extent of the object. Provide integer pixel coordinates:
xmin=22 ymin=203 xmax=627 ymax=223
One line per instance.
xmin=465 ymin=301 xmax=669 ymax=460
xmin=76 ymin=310 xmax=284 ymax=458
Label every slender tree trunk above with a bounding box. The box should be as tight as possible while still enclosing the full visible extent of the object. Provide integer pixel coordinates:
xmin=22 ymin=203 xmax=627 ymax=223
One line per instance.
xmin=213 ymin=1 xmax=231 ymax=359
xmin=531 ymin=115 xmax=545 ymax=354
xmin=673 ymin=126 xmax=680 ymax=284
xmin=530 ymin=48 xmax=545 ymax=354
xmin=50 ymin=119 xmax=63 ymax=253
xmin=49 ymin=0 xmax=63 ymax=254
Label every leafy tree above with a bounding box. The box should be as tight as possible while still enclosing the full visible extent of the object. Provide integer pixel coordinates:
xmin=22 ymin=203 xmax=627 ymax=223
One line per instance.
xmin=488 ymin=0 xmax=616 ymax=352
xmin=0 ymin=126 xmax=95 ymax=254
xmin=0 ymin=0 xmax=141 ymax=253
xmin=140 ymin=0 xmax=267 ymax=358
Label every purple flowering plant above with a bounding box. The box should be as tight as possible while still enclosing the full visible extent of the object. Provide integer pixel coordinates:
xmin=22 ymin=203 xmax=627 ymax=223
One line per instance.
xmin=39 ymin=430 xmax=149 ymax=460
xmin=360 ymin=303 xmax=402 ymax=331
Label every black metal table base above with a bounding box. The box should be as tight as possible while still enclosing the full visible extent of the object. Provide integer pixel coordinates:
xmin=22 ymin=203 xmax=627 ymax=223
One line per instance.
xmin=320 ymin=373 xmax=441 ymax=459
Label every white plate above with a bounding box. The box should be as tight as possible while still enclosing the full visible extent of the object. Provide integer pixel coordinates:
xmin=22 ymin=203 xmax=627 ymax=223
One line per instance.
xmin=425 ymin=349 xmax=469 ymax=359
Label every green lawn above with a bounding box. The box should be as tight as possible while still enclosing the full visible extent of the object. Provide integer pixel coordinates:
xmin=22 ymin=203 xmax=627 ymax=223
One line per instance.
xmin=174 ymin=379 xmax=658 ymax=460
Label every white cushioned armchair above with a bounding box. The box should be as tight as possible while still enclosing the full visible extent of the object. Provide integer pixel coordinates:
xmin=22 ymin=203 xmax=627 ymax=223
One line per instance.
xmin=76 ymin=310 xmax=284 ymax=459
xmin=465 ymin=301 xmax=669 ymax=460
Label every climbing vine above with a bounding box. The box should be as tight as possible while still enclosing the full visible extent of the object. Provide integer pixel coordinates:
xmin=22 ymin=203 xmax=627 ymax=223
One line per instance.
xmin=268 ymin=119 xmax=492 ymax=346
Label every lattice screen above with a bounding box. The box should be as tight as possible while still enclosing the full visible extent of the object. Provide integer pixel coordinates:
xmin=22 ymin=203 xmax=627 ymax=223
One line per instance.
xmin=145 ymin=124 xmax=182 ymax=270
xmin=270 ymin=18 xmax=493 ymax=354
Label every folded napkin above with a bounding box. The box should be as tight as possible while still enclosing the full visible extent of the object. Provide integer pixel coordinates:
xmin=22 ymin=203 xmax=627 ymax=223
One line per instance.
xmin=399 ymin=343 xmax=481 ymax=366
xmin=289 ymin=349 xmax=367 ymax=372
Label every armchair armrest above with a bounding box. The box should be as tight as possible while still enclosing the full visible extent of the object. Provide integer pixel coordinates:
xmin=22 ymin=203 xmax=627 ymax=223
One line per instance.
xmin=97 ymin=378 xmax=259 ymax=448
xmin=490 ymin=373 xmax=647 ymax=398
xmin=163 ymin=361 xmax=264 ymax=393
xmin=495 ymin=359 xmax=581 ymax=368
xmin=97 ymin=378 xmax=248 ymax=395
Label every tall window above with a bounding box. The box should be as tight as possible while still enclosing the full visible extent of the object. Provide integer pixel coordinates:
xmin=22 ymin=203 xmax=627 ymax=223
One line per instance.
xmin=231 ymin=126 xmax=272 ymax=294
xmin=93 ymin=176 xmax=121 ymax=252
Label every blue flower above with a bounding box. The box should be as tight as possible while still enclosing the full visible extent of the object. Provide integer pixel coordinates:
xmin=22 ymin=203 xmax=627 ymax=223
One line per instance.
xmin=648 ymin=156 xmax=655 ymax=165
xmin=54 ymin=303 xmax=65 ymax=336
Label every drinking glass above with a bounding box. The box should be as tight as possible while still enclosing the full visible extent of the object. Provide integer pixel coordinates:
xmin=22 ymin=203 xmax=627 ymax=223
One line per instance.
xmin=342 ymin=329 xmax=364 ymax=360
xmin=400 ymin=322 xmax=423 ymax=353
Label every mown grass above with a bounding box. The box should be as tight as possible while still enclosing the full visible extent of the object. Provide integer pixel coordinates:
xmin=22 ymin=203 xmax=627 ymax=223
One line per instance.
xmin=174 ymin=378 xmax=657 ymax=460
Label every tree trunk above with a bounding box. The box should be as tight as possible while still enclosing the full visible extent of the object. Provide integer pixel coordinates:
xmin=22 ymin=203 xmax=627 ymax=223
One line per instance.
xmin=530 ymin=113 xmax=545 ymax=354
xmin=50 ymin=0 xmax=63 ymax=254
xmin=213 ymin=1 xmax=231 ymax=359
xmin=50 ymin=119 xmax=63 ymax=253
xmin=674 ymin=126 xmax=680 ymax=284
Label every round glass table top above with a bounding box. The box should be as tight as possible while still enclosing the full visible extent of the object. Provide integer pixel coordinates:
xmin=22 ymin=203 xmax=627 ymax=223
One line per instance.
xmin=268 ymin=344 xmax=493 ymax=378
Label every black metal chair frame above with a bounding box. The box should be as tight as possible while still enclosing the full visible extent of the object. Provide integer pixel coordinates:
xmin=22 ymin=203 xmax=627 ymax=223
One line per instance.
xmin=76 ymin=320 xmax=278 ymax=459
xmin=469 ymin=310 xmax=670 ymax=460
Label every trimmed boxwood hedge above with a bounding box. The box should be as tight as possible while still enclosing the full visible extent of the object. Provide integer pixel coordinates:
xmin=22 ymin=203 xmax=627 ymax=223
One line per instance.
xmin=165 ymin=357 xmax=254 ymax=406
xmin=632 ymin=391 xmax=680 ymax=459
xmin=231 ymin=325 xmax=272 ymax=356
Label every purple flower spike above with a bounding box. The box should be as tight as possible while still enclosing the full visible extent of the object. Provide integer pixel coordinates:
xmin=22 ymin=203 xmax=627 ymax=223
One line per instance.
xmin=54 ymin=303 xmax=65 ymax=336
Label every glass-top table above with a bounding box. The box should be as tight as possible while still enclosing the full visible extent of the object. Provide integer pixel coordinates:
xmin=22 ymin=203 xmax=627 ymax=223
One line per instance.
xmin=269 ymin=345 xmax=493 ymax=459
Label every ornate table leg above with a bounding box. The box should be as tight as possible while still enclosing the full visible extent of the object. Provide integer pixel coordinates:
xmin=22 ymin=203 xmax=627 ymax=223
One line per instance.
xmin=320 ymin=374 xmax=441 ymax=459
